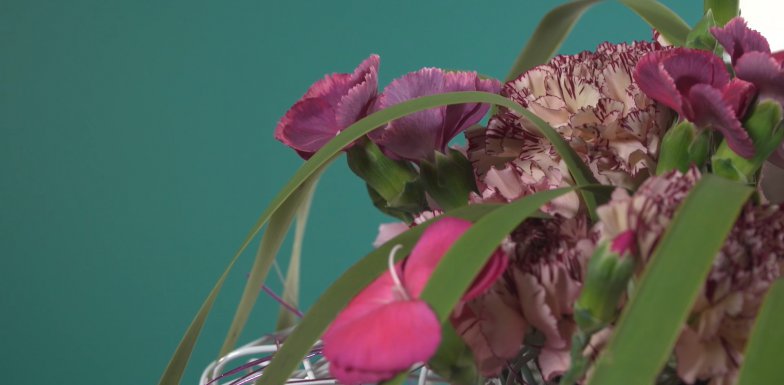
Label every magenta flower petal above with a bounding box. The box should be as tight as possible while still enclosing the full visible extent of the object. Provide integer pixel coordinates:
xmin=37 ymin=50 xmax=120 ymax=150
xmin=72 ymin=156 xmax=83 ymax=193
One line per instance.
xmin=275 ymin=55 xmax=379 ymax=159
xmin=688 ymin=84 xmax=755 ymax=157
xmin=722 ymin=78 xmax=757 ymax=118
xmin=371 ymin=68 xmax=500 ymax=162
xmin=403 ymin=217 xmax=472 ymax=298
xmin=660 ymin=49 xmax=729 ymax=92
xmin=735 ymin=51 xmax=784 ymax=106
xmin=710 ymin=17 xmax=771 ymax=64
xmin=634 ymin=51 xmax=685 ymax=114
xmin=403 ymin=217 xmax=507 ymax=300
xmin=324 ymin=300 xmax=441 ymax=385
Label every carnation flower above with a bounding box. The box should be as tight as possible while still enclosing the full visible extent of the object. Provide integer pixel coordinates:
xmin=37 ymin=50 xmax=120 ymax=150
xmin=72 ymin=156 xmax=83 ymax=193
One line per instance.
xmin=275 ymin=55 xmax=379 ymax=159
xmin=469 ymin=41 xmax=673 ymax=216
xmin=595 ymin=168 xmax=784 ymax=385
xmin=370 ymin=68 xmax=500 ymax=162
xmin=455 ymin=215 xmax=596 ymax=379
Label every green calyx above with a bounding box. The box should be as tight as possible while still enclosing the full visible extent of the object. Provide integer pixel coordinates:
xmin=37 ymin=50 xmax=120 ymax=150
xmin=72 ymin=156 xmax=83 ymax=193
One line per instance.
xmin=420 ymin=148 xmax=478 ymax=211
xmin=712 ymin=100 xmax=784 ymax=182
xmin=656 ymin=120 xmax=709 ymax=175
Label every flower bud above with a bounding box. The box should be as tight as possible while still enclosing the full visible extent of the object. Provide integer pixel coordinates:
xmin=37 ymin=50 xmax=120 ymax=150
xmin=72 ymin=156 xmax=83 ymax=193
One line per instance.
xmin=712 ymin=100 xmax=784 ymax=182
xmin=347 ymin=139 xmax=427 ymax=219
xmin=419 ymin=148 xmax=478 ymax=211
xmin=656 ymin=121 xmax=709 ymax=175
xmin=575 ymin=231 xmax=637 ymax=333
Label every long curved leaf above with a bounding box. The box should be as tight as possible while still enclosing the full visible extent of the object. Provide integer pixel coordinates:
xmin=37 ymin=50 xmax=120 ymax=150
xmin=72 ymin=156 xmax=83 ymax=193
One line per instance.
xmin=275 ymin=178 xmax=318 ymax=330
xmin=256 ymin=203 xmax=509 ymax=385
xmin=505 ymin=0 xmax=600 ymax=82
xmin=161 ymin=91 xmax=598 ymax=384
xmin=619 ymin=0 xmax=691 ymax=46
xmin=736 ymin=279 xmax=784 ymax=385
xmin=587 ymin=174 xmax=752 ymax=385
xmin=219 ymin=174 xmax=320 ymax=357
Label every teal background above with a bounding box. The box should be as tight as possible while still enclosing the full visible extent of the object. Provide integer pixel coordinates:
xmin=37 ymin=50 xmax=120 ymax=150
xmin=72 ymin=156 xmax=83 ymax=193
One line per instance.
xmin=0 ymin=1 xmax=699 ymax=384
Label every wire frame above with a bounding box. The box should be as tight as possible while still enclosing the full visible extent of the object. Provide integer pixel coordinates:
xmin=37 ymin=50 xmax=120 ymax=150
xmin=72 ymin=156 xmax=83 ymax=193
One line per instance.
xmin=199 ymin=329 xmax=443 ymax=385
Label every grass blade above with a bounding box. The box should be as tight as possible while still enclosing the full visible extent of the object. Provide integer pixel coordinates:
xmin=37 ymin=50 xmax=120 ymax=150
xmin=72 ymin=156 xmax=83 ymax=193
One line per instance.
xmin=505 ymin=0 xmax=600 ymax=82
xmin=586 ymin=174 xmax=753 ymax=385
xmin=275 ymin=178 xmax=318 ymax=330
xmin=736 ymin=279 xmax=784 ymax=385
xmin=619 ymin=0 xmax=691 ymax=46
xmin=704 ymin=0 xmax=739 ymax=26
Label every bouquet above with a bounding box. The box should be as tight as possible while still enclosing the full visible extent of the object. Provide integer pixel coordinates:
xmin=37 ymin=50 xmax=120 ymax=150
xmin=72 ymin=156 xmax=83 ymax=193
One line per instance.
xmin=161 ymin=1 xmax=784 ymax=385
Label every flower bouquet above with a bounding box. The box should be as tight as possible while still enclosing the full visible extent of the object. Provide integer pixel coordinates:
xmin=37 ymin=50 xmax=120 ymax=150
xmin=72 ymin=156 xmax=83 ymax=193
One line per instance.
xmin=161 ymin=1 xmax=784 ymax=385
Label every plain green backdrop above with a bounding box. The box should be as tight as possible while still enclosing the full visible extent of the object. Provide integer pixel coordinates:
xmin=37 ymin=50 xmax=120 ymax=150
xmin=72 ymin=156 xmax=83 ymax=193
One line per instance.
xmin=0 ymin=1 xmax=700 ymax=384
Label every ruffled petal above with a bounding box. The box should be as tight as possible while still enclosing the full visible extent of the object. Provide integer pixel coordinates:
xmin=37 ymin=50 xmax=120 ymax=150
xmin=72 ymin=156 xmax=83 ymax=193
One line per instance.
xmin=735 ymin=51 xmax=784 ymax=106
xmin=276 ymin=55 xmax=380 ymax=159
xmin=324 ymin=300 xmax=441 ymax=384
xmin=660 ymin=48 xmax=729 ymax=92
xmin=439 ymin=72 xmax=501 ymax=148
xmin=633 ymin=51 xmax=686 ymax=117
xmin=710 ymin=17 xmax=771 ymax=64
xmin=371 ymin=68 xmax=446 ymax=161
xmin=274 ymin=97 xmax=340 ymax=158
xmin=336 ymin=66 xmax=378 ymax=129
xmin=721 ymin=78 xmax=756 ymax=118
xmin=688 ymin=84 xmax=755 ymax=158
xmin=373 ymin=69 xmax=500 ymax=161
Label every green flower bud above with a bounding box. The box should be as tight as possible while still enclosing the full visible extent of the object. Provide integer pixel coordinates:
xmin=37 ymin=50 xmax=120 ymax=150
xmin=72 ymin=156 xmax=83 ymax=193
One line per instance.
xmin=657 ymin=121 xmax=708 ymax=175
xmin=419 ymin=148 xmax=478 ymax=211
xmin=712 ymin=100 xmax=784 ymax=182
xmin=575 ymin=231 xmax=636 ymax=333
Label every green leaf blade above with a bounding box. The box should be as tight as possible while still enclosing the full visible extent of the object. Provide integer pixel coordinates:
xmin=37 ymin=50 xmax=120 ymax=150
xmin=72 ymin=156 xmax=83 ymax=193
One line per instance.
xmin=505 ymin=0 xmax=600 ymax=82
xmin=619 ymin=0 xmax=691 ymax=46
xmin=737 ymin=279 xmax=784 ymax=385
xmin=587 ymin=174 xmax=753 ymax=385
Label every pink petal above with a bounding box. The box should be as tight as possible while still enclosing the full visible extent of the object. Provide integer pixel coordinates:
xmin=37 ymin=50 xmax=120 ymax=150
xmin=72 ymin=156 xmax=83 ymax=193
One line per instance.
xmin=403 ymin=217 xmax=472 ymax=298
xmin=452 ymin=293 xmax=527 ymax=376
xmin=336 ymin=59 xmax=380 ymax=128
xmin=323 ymin=300 xmax=442 ymax=385
xmin=538 ymin=348 xmax=571 ymax=381
xmin=274 ymin=97 xmax=340 ymax=158
xmin=372 ymin=222 xmax=410 ymax=248
xmin=513 ymin=270 xmax=564 ymax=349
xmin=721 ymin=78 xmax=756 ymax=118
xmin=773 ymin=51 xmax=784 ymax=66
xmin=325 ymin=268 xmax=402 ymax=335
xmin=735 ymin=51 xmax=784 ymax=106
xmin=462 ymin=250 xmax=509 ymax=302
xmin=660 ymin=48 xmax=729 ymax=92
xmin=439 ymin=72 xmax=501 ymax=146
xmin=633 ymin=51 xmax=686 ymax=116
xmin=275 ymin=55 xmax=380 ymax=159
xmin=688 ymin=84 xmax=755 ymax=158
xmin=372 ymin=69 xmax=499 ymax=162
xmin=370 ymin=68 xmax=446 ymax=161
xmin=711 ymin=17 xmax=771 ymax=64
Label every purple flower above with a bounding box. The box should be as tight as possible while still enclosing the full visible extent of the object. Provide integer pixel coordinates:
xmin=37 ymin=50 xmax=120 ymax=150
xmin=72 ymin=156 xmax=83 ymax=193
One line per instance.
xmin=711 ymin=18 xmax=784 ymax=108
xmin=274 ymin=55 xmax=379 ymax=159
xmin=634 ymin=48 xmax=756 ymax=157
xmin=369 ymin=68 xmax=501 ymax=162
